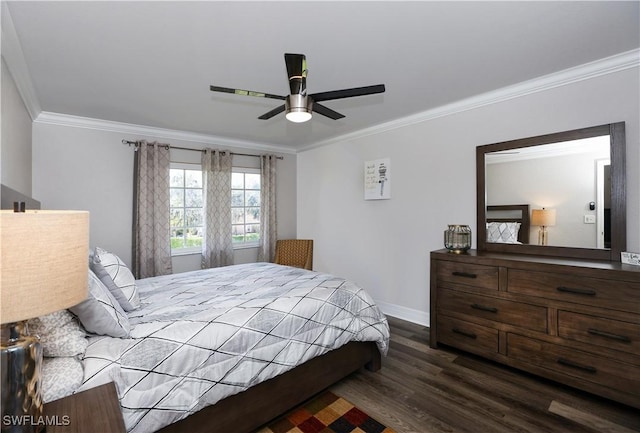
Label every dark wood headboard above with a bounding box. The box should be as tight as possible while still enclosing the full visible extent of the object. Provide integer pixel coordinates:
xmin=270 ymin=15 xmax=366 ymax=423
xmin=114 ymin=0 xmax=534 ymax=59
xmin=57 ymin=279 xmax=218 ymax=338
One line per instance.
xmin=1 ymin=184 xmax=41 ymax=210
xmin=486 ymin=204 xmax=530 ymax=244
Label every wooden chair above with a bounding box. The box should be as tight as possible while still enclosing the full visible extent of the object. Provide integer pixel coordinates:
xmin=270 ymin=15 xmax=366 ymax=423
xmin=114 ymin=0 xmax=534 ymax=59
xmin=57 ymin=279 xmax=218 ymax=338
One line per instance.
xmin=274 ymin=239 xmax=313 ymax=270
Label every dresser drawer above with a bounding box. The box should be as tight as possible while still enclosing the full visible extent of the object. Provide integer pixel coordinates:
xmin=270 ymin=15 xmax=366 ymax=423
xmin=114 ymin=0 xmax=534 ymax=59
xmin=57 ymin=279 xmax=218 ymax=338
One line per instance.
xmin=438 ymin=288 xmax=547 ymax=332
xmin=507 ymin=333 xmax=640 ymax=399
xmin=436 ymin=261 xmax=499 ymax=291
xmin=508 ymin=269 xmax=640 ymax=313
xmin=558 ymin=311 xmax=640 ymax=356
xmin=437 ymin=315 xmax=498 ymax=356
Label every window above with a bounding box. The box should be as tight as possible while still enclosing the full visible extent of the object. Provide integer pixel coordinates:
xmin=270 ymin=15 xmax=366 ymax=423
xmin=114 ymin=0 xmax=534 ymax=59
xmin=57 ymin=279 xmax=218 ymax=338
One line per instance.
xmin=169 ymin=165 xmax=261 ymax=254
xmin=170 ymin=165 xmax=203 ymax=254
xmin=232 ymin=169 xmax=261 ymax=245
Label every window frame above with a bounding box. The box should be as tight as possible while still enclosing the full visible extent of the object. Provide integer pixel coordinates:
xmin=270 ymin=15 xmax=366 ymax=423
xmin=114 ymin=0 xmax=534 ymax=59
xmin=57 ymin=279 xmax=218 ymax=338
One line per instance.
xmin=169 ymin=162 xmax=204 ymax=256
xmin=168 ymin=163 xmax=263 ymax=255
xmin=231 ymin=167 xmax=262 ymax=249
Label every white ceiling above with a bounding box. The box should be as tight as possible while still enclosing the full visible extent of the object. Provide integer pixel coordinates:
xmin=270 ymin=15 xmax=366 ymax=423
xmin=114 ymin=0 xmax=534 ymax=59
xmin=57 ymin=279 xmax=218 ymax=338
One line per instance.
xmin=4 ymin=1 xmax=640 ymax=151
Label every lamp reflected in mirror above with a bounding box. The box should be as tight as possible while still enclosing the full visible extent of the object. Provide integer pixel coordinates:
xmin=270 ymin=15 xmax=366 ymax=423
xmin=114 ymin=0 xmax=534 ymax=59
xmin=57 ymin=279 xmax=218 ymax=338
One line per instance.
xmin=531 ymin=208 xmax=556 ymax=245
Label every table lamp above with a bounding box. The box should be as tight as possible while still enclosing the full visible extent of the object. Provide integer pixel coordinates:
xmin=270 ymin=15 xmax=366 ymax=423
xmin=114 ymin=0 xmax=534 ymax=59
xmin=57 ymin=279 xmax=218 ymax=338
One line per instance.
xmin=1 ymin=208 xmax=89 ymax=433
xmin=531 ymin=208 xmax=556 ymax=246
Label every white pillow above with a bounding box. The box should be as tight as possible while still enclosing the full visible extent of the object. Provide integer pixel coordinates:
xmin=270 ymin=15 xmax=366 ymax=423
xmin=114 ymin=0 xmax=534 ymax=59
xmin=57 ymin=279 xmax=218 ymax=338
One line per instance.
xmin=486 ymin=222 xmax=521 ymax=244
xmin=91 ymin=247 xmax=140 ymax=311
xmin=41 ymin=357 xmax=84 ymax=403
xmin=70 ymin=270 xmax=131 ymax=338
xmin=27 ymin=310 xmax=87 ymax=357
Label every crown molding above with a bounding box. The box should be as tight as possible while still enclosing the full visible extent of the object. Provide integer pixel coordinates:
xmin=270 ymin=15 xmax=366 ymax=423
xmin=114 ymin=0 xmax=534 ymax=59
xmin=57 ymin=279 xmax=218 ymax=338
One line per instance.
xmin=34 ymin=112 xmax=297 ymax=155
xmin=300 ymin=48 xmax=640 ymax=152
xmin=1 ymin=2 xmax=41 ymax=120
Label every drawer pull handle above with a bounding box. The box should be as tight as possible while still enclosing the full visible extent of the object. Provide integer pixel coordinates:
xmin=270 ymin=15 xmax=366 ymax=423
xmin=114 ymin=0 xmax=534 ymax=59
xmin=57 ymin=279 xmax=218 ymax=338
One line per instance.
xmin=587 ymin=328 xmax=631 ymax=343
xmin=452 ymin=328 xmax=477 ymax=339
xmin=452 ymin=271 xmax=477 ymax=279
xmin=471 ymin=304 xmax=498 ymax=313
xmin=556 ymin=286 xmax=596 ymax=296
xmin=557 ymin=358 xmax=597 ymax=374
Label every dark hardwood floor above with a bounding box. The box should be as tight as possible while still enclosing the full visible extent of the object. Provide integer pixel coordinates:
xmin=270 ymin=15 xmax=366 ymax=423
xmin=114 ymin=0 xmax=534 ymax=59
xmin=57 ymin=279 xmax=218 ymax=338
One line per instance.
xmin=329 ymin=316 xmax=640 ymax=433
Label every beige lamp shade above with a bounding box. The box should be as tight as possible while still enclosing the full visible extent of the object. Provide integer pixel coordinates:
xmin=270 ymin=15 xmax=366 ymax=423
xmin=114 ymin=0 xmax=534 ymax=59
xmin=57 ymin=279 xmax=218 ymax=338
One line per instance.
xmin=531 ymin=208 xmax=556 ymax=227
xmin=0 ymin=210 xmax=89 ymax=324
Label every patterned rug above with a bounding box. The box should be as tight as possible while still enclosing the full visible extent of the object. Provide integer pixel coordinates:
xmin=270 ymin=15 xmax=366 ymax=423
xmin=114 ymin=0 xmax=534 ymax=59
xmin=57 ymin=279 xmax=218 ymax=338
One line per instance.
xmin=256 ymin=391 xmax=396 ymax=433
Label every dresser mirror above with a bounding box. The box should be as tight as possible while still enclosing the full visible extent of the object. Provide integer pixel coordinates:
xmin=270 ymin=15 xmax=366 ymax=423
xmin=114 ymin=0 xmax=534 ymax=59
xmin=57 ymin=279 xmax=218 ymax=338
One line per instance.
xmin=476 ymin=122 xmax=626 ymax=261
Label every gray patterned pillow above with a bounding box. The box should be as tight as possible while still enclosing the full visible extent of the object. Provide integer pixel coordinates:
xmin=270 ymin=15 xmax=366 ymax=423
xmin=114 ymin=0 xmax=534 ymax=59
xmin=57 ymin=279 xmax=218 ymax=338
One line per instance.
xmin=27 ymin=310 xmax=87 ymax=357
xmin=41 ymin=357 xmax=84 ymax=403
xmin=70 ymin=270 xmax=131 ymax=338
xmin=91 ymin=247 xmax=140 ymax=311
xmin=486 ymin=222 xmax=521 ymax=243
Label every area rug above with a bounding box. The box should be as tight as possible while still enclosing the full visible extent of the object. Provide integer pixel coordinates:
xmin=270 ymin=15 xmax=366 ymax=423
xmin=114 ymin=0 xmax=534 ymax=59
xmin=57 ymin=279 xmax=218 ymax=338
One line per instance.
xmin=256 ymin=391 xmax=396 ymax=433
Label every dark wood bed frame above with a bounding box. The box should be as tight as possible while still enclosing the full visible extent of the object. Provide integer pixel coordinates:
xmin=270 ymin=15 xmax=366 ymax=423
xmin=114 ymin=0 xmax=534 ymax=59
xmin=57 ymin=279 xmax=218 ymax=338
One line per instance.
xmin=486 ymin=204 xmax=530 ymax=244
xmin=156 ymin=341 xmax=381 ymax=433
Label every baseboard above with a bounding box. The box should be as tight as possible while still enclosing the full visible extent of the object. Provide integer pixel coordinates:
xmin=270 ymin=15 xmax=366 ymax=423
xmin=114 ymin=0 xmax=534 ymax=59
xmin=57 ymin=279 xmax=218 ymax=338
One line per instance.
xmin=374 ymin=300 xmax=429 ymax=327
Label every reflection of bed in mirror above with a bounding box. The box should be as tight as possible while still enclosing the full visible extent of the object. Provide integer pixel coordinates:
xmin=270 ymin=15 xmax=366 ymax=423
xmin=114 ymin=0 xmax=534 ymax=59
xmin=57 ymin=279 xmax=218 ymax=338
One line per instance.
xmin=486 ymin=204 xmax=530 ymax=244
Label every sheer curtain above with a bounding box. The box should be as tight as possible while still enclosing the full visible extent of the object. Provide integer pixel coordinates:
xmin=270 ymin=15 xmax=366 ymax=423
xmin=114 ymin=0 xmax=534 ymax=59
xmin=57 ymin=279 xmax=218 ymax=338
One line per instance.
xmin=133 ymin=141 xmax=173 ymax=278
xmin=257 ymin=155 xmax=277 ymax=262
xmin=201 ymin=149 xmax=234 ymax=268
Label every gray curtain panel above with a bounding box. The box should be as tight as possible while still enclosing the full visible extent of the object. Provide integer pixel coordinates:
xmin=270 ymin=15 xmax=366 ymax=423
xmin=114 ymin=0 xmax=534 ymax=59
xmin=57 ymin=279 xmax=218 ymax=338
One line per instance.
xmin=201 ymin=149 xmax=233 ymax=268
xmin=133 ymin=141 xmax=173 ymax=278
xmin=257 ymin=155 xmax=277 ymax=263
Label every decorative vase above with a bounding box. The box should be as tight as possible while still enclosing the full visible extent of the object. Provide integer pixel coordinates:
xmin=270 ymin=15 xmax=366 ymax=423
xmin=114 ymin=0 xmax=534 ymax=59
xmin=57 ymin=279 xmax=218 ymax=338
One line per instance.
xmin=444 ymin=225 xmax=471 ymax=253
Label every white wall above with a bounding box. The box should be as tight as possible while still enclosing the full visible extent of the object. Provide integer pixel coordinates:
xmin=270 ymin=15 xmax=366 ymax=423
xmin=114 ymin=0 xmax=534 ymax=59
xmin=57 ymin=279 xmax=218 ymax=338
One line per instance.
xmin=32 ymin=123 xmax=297 ymax=269
xmin=1 ymin=57 xmax=32 ymax=195
xmin=297 ymin=67 xmax=640 ymax=325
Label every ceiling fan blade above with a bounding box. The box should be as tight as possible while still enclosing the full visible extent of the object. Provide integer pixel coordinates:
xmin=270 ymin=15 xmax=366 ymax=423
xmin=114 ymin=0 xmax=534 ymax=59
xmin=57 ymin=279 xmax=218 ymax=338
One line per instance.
xmin=258 ymin=104 xmax=286 ymax=120
xmin=210 ymin=85 xmax=285 ymax=101
xmin=284 ymin=53 xmax=307 ymax=96
xmin=310 ymin=84 xmax=385 ymax=102
xmin=312 ymin=102 xmax=345 ymax=120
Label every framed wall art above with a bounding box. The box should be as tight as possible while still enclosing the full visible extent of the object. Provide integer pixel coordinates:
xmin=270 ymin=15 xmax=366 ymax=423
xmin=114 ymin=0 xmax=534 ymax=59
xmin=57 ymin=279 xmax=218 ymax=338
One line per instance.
xmin=364 ymin=158 xmax=391 ymax=200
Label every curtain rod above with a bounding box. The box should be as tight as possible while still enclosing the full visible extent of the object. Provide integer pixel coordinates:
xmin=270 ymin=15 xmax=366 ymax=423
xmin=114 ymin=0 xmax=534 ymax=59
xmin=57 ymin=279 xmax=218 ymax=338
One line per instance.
xmin=121 ymin=140 xmax=283 ymax=160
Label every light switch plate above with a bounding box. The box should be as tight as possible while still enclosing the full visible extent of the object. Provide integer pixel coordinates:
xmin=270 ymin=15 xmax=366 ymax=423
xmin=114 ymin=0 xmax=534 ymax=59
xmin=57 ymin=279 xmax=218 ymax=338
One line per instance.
xmin=621 ymin=252 xmax=640 ymax=266
xmin=583 ymin=215 xmax=596 ymax=224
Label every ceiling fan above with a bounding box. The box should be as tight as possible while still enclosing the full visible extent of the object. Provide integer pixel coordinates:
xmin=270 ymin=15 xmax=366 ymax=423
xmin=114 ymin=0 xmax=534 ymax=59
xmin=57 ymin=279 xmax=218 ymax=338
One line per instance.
xmin=210 ymin=53 xmax=385 ymax=123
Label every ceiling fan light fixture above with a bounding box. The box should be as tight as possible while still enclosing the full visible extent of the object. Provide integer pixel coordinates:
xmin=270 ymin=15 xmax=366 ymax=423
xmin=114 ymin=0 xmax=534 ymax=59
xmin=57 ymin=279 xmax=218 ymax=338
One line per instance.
xmin=285 ymin=111 xmax=312 ymax=123
xmin=210 ymin=53 xmax=385 ymax=121
xmin=285 ymin=94 xmax=313 ymax=123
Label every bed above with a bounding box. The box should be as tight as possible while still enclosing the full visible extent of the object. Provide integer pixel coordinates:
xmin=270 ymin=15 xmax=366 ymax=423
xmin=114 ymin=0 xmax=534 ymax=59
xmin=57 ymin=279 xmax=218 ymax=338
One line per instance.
xmin=486 ymin=204 xmax=530 ymax=244
xmin=66 ymin=259 xmax=389 ymax=433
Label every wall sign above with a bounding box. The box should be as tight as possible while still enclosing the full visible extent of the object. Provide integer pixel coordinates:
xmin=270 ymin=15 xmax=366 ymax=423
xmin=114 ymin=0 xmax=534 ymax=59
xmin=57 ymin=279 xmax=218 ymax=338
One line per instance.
xmin=364 ymin=158 xmax=391 ymax=200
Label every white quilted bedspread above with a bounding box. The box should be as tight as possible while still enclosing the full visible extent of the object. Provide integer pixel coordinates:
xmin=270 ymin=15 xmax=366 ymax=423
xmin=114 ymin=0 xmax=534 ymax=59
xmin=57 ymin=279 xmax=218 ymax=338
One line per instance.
xmin=78 ymin=262 xmax=390 ymax=432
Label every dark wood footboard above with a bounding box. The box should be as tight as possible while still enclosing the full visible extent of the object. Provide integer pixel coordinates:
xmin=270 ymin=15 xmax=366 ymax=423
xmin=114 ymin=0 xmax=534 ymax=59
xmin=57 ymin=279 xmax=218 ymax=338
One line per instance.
xmin=156 ymin=341 xmax=381 ymax=433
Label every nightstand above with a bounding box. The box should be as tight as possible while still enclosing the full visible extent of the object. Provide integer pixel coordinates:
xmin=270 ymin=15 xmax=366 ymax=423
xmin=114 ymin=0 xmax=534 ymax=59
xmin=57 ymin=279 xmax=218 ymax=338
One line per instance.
xmin=43 ymin=382 xmax=125 ymax=433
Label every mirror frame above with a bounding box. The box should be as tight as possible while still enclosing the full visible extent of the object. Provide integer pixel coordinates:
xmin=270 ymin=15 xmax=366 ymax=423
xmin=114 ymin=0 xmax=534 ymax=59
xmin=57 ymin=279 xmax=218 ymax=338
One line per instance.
xmin=476 ymin=122 xmax=626 ymax=261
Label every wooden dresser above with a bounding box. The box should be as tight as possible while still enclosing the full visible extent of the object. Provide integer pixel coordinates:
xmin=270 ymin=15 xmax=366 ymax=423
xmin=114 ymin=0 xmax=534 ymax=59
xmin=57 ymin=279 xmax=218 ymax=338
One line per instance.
xmin=430 ymin=249 xmax=640 ymax=409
